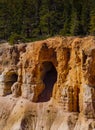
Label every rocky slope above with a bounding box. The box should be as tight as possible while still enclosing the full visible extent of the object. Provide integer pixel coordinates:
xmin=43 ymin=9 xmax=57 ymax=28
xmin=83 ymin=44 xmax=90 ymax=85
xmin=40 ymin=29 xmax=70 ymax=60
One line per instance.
xmin=0 ymin=36 xmax=95 ymax=130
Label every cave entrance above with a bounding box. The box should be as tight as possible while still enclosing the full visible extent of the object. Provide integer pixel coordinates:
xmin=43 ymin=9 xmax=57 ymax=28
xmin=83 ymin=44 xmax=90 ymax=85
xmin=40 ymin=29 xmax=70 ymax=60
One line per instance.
xmin=4 ymin=72 xmax=18 ymax=95
xmin=37 ymin=61 xmax=57 ymax=102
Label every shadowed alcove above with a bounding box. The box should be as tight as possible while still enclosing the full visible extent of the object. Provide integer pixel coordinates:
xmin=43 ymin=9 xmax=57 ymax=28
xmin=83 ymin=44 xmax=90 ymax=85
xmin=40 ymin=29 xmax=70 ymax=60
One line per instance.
xmin=4 ymin=72 xmax=18 ymax=95
xmin=37 ymin=61 xmax=57 ymax=102
xmin=77 ymin=88 xmax=80 ymax=112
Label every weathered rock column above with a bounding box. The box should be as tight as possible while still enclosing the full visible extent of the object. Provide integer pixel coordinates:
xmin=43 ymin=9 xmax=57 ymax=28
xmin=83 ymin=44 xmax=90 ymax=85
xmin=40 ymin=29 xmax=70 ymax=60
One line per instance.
xmin=0 ymin=73 xmax=5 ymax=96
xmin=82 ymin=84 xmax=95 ymax=118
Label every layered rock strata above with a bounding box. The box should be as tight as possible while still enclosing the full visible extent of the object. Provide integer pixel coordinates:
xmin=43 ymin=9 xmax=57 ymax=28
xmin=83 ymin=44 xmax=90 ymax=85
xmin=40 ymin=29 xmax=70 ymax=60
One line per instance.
xmin=0 ymin=36 xmax=95 ymax=130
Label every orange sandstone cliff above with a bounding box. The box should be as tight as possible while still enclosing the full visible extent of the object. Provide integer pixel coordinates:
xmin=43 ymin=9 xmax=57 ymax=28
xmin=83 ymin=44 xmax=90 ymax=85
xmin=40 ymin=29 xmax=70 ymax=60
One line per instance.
xmin=0 ymin=36 xmax=95 ymax=130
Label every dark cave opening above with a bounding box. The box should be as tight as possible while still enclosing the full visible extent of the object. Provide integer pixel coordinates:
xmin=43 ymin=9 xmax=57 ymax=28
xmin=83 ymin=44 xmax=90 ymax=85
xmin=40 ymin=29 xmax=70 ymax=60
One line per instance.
xmin=37 ymin=62 xmax=57 ymax=102
xmin=4 ymin=72 xmax=18 ymax=95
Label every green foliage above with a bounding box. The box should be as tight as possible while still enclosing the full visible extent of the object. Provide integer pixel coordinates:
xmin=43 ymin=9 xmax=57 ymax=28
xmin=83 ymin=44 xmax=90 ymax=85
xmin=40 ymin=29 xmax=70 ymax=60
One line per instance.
xmin=8 ymin=33 xmax=27 ymax=45
xmin=89 ymin=0 xmax=95 ymax=36
xmin=70 ymin=11 xmax=83 ymax=35
xmin=0 ymin=0 xmax=95 ymax=41
xmin=90 ymin=12 xmax=95 ymax=35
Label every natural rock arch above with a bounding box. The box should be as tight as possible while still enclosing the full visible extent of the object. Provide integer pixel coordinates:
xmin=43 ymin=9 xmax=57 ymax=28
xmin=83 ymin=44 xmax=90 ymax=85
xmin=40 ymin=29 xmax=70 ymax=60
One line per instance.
xmin=4 ymin=72 xmax=18 ymax=96
xmin=37 ymin=61 xmax=57 ymax=102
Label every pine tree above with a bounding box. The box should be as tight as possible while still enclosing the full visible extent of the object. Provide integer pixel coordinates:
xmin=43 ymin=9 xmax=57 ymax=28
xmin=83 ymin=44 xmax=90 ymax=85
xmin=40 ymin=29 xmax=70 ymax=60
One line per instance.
xmin=81 ymin=0 xmax=91 ymax=35
xmin=90 ymin=11 xmax=95 ymax=35
xmin=70 ymin=0 xmax=83 ymax=35
xmin=0 ymin=1 xmax=10 ymax=40
xmin=89 ymin=0 xmax=95 ymax=35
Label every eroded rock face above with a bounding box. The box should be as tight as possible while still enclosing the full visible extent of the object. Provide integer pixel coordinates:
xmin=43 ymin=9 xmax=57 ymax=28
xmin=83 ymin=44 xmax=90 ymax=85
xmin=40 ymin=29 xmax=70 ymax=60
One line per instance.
xmin=0 ymin=36 xmax=95 ymax=130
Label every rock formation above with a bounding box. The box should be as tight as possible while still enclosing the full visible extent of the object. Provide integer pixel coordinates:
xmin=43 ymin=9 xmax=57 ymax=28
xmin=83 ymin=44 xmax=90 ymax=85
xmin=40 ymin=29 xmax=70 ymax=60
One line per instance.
xmin=0 ymin=36 xmax=95 ymax=130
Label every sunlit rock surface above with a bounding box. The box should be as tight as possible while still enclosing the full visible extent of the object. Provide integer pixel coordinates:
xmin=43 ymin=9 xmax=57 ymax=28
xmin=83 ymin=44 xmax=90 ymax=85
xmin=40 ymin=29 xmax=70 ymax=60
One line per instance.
xmin=0 ymin=36 xmax=95 ymax=130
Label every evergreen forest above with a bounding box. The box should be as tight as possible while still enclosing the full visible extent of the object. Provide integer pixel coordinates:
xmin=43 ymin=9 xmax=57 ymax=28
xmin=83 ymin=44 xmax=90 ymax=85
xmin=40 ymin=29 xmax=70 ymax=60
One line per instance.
xmin=0 ymin=0 xmax=95 ymax=43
